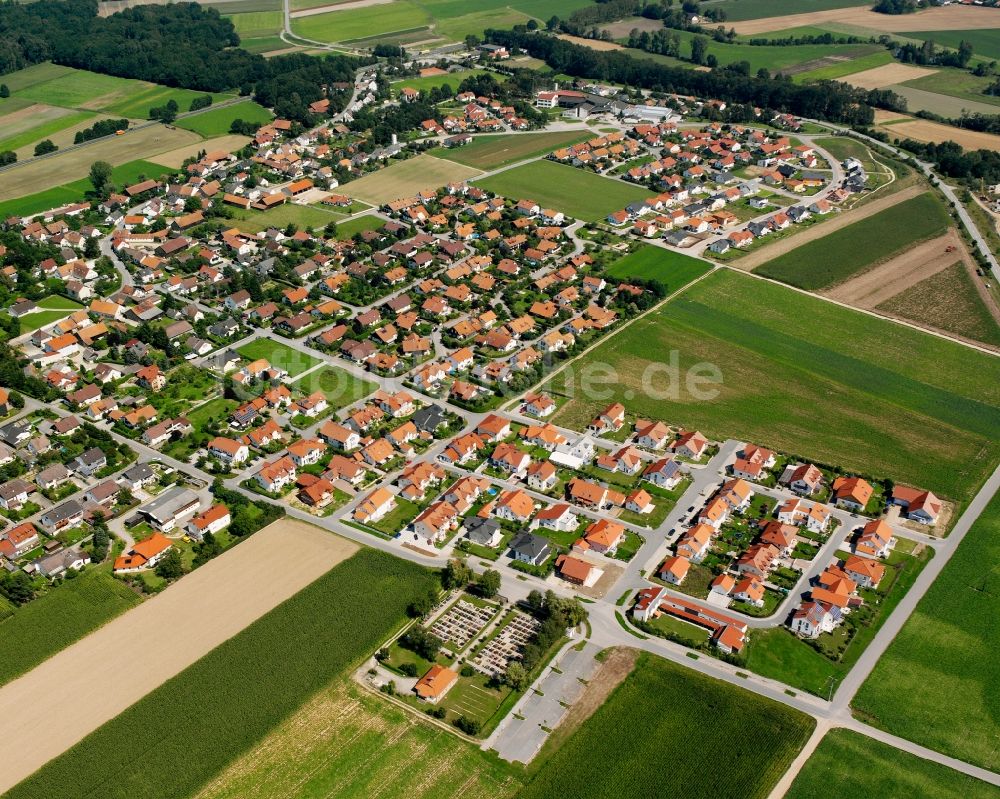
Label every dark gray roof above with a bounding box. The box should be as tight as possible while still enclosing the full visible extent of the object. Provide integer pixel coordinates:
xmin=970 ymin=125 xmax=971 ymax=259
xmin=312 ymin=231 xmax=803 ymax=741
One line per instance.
xmin=510 ymin=531 xmax=549 ymax=560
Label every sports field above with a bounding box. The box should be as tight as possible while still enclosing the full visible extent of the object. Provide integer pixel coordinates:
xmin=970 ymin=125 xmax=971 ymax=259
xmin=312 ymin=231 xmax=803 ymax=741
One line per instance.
xmin=346 ymin=154 xmax=482 ymax=205
xmin=0 ymin=520 xmax=362 ymax=796
xmin=519 ymin=652 xmax=814 ymax=799
xmin=786 ymin=728 xmax=1000 ymax=799
xmin=290 ymin=365 xmax=378 ymax=410
xmin=852 ymin=491 xmax=1000 ymax=772
xmin=603 ymin=245 xmax=713 ymax=290
xmin=547 ymin=270 xmax=1000 ymax=503
xmin=238 ymin=339 xmax=322 ymax=377
xmin=754 ymin=192 xmax=950 ymax=290
xmin=3 ymin=543 xmax=437 ymax=799
xmin=196 ymin=680 xmax=523 ymax=799
xmin=175 ymin=99 xmax=274 ymax=137
xmin=430 ymin=130 xmax=590 ymax=170
xmin=475 ymin=160 xmax=654 ymax=222
xmin=0 ymin=568 xmax=140 ymax=689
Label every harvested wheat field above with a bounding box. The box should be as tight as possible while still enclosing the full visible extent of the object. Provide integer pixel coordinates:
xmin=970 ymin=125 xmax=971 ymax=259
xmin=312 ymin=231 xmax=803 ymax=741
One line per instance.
xmin=152 ymin=134 xmax=253 ymax=168
xmin=0 ymin=518 xmax=356 ymax=795
xmin=877 ymin=117 xmax=1000 ymax=151
xmin=731 ymin=5 xmax=1000 ymax=35
xmin=346 ymin=154 xmax=482 ymax=205
xmin=558 ymin=33 xmax=626 ymax=51
xmin=840 ymin=63 xmax=937 ymax=90
xmin=823 ymin=228 xmax=965 ymax=307
xmin=874 ymin=109 xmax=911 ymax=124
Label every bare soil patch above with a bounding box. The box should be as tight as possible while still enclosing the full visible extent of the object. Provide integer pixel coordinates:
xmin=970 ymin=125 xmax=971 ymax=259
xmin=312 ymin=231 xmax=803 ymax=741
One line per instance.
xmin=737 ymin=183 xmax=924 ymax=272
xmin=0 ymin=518 xmax=357 ymax=795
xmin=151 ymin=133 xmax=253 ymax=168
xmin=731 ymin=5 xmax=1000 ymax=35
xmin=840 ymin=63 xmax=937 ymax=90
xmin=600 ymin=17 xmax=663 ymax=39
xmin=557 ymin=33 xmax=624 ymax=52
xmin=823 ymin=228 xmax=964 ymax=307
xmin=874 ymin=108 xmax=911 ymax=124
xmin=876 ymin=117 xmax=1000 ymax=151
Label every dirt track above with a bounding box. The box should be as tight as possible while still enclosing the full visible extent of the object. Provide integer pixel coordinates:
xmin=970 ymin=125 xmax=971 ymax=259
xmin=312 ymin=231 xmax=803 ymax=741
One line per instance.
xmin=730 ymin=5 xmax=1000 ymax=35
xmin=737 ymin=184 xmax=924 ymax=272
xmin=0 ymin=519 xmax=357 ymax=795
xmin=823 ymin=229 xmax=963 ymax=307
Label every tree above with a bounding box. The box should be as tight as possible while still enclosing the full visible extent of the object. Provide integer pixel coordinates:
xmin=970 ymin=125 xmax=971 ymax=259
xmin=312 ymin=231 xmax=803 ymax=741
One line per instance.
xmin=0 ymin=571 xmax=34 ymax=605
xmin=464 ymin=34 xmax=480 ymax=49
xmin=0 ymin=151 xmax=16 ymax=166
xmin=690 ymin=35 xmax=708 ymax=65
xmin=526 ymin=18 xmax=538 ymax=31
xmin=34 ymin=139 xmax=57 ymax=156
xmin=477 ymin=569 xmax=501 ymax=599
xmin=407 ymin=587 xmax=437 ymax=618
xmin=154 ymin=548 xmax=185 ymax=579
xmin=0 ymin=84 xmax=8 ymax=98
xmin=399 ymin=625 xmax=442 ymax=660
xmin=89 ymin=160 xmax=113 ymax=196
xmin=442 ymin=558 xmax=473 ymax=590
xmin=92 ymin=525 xmax=110 ymax=562
xmin=546 ymin=15 xmax=560 ymax=31
xmin=504 ymin=661 xmax=529 ymax=691
xmin=455 ymin=716 xmax=481 ymax=735
xmin=8 ymin=390 xmax=24 ymax=409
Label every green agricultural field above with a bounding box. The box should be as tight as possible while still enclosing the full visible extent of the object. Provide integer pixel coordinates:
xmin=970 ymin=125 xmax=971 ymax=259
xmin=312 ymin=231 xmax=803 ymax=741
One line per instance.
xmin=430 ymin=130 xmax=591 ymax=170
xmin=793 ymin=50 xmax=894 ymax=83
xmin=475 ymin=160 xmax=653 ymax=222
xmin=604 ymin=245 xmax=713 ymax=290
xmin=900 ymin=67 xmax=1000 ymax=111
xmin=755 ymin=192 xmax=950 ymax=290
xmin=237 ymin=339 xmax=322 ymax=377
xmin=521 ymin=652 xmax=814 ymax=799
xmin=664 ymin=28 xmax=882 ymax=74
xmin=0 ymin=568 xmax=140 ymax=689
xmin=852 ymin=491 xmax=1000 ymax=772
xmin=902 ymin=29 xmax=1000 ymax=62
xmin=293 ymin=1 xmax=433 ymax=43
xmin=0 ymin=109 xmax=94 ymax=154
xmin=1 ymin=62 xmax=77 ymax=93
xmin=239 ymin=35 xmax=290 ymax=53
xmin=290 ymin=365 xmax=378 ymax=411
xmin=878 ymin=262 xmax=1000 ymax=348
xmin=5 ymin=550 xmax=438 ymax=799
xmin=13 ymin=68 xmax=148 ymax=111
xmin=547 ymin=270 xmax=1000 ymax=504
xmin=705 ymin=0 xmax=867 ymax=22
xmin=175 ymin=100 xmax=273 ymax=137
xmin=224 ymin=10 xmax=284 ymax=37
xmin=103 ymin=86 xmax=236 ymax=120
xmin=196 ymin=680 xmax=523 ymax=799
xmin=229 ymin=201 xmax=344 ymax=234
xmin=787 ymin=729 xmax=1000 ymax=799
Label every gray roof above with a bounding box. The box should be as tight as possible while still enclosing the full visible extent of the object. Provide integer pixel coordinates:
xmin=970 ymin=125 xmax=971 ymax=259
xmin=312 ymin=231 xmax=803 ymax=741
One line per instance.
xmin=465 ymin=517 xmax=500 ymax=546
xmin=121 ymin=463 xmax=156 ymax=485
xmin=412 ymin=404 xmax=447 ymax=432
xmin=510 ymin=532 xmax=549 ymax=560
xmin=140 ymin=486 xmax=198 ymax=524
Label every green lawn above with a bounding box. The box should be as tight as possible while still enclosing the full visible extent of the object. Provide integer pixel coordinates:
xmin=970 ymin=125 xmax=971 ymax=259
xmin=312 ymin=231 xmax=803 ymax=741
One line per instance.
xmin=229 ymin=201 xmax=346 ymax=234
xmin=548 ymin=269 xmax=1000 ymax=505
xmin=15 ymin=296 xmax=85 ymax=332
xmin=430 ymin=130 xmax=591 ymax=170
xmin=392 ymin=68 xmax=487 ymax=96
xmin=290 ymin=365 xmax=377 ymax=411
xmin=852 ymin=490 xmax=1000 ymax=772
xmin=5 ymin=550 xmax=438 ymax=799
xmin=787 ymin=728 xmax=1000 ymax=799
xmin=334 ymin=214 xmax=385 ymax=239
xmin=604 ymin=245 xmax=713 ymax=290
xmin=237 ymin=339 xmax=322 ymax=377
xmin=0 ymin=568 xmax=140 ymax=688
xmin=475 ymin=160 xmax=653 ymax=222
xmin=175 ymin=99 xmax=274 ymax=137
xmin=755 ymin=192 xmax=951 ymax=290
xmin=522 ymin=651 xmax=814 ymax=799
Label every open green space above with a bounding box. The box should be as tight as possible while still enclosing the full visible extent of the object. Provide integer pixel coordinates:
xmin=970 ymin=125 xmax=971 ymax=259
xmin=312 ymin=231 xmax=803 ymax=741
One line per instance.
xmin=13 ymin=295 xmax=85 ymax=332
xmin=548 ymin=269 xmax=1000 ymax=504
xmin=237 ymin=339 xmax=322 ymax=377
xmin=103 ymin=85 xmax=236 ymax=120
xmin=290 ymin=365 xmax=378 ymax=411
xmin=0 ymin=568 xmax=140 ymax=689
xmin=334 ymin=214 xmax=386 ymax=239
xmin=175 ymin=99 xmax=274 ymax=137
xmin=293 ymin=1 xmax=433 ymax=43
xmin=702 ymin=0 xmax=865 ymax=22
xmin=0 ymin=159 xmax=177 ymax=219
xmin=755 ymin=192 xmax=950 ymax=290
xmin=229 ymin=201 xmax=347 ymax=234
xmin=1 ymin=62 xmax=77 ymax=93
xmin=793 ymin=50 xmax=894 ymax=83
xmin=902 ymin=29 xmax=1000 ymax=62
xmin=4 ymin=550 xmax=437 ymax=799
xmin=521 ymin=651 xmax=814 ymax=799
xmin=430 ymin=130 xmax=590 ymax=170
xmin=392 ymin=68 xmax=487 ymax=95
xmin=224 ymin=10 xmax=284 ymax=38
xmin=604 ymin=245 xmax=713 ymax=290
xmin=13 ymin=68 xmax=150 ymax=111
xmin=878 ymin=262 xmax=1000 ymax=348
xmin=475 ymin=160 xmax=653 ymax=222
xmin=852 ymin=490 xmax=1000 ymax=772
xmin=787 ymin=728 xmax=1000 ymax=799
xmin=239 ymin=34 xmax=290 ymax=53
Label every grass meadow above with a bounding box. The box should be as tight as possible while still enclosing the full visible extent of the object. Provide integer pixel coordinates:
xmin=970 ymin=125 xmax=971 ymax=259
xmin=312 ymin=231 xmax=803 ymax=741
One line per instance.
xmin=475 ymin=160 xmax=653 ymax=222
xmin=852 ymin=491 xmax=1000 ymax=772
xmin=0 ymin=568 xmax=140 ymax=689
xmin=547 ymin=270 xmax=1000 ymax=503
xmin=176 ymin=100 xmax=273 ymax=137
xmin=4 ymin=550 xmax=437 ymax=799
xmin=793 ymin=50 xmax=894 ymax=83
xmin=701 ymin=0 xmax=865 ymax=22
xmin=430 ymin=130 xmax=590 ymax=170
xmin=290 ymin=365 xmax=378 ymax=411
xmin=237 ymin=339 xmax=322 ymax=377
xmin=755 ymin=192 xmax=951 ymax=290
xmin=901 ymin=29 xmax=1000 ymax=62
xmin=519 ymin=652 xmax=814 ymax=799
xmin=786 ymin=729 xmax=1000 ymax=799
xmin=603 ymin=245 xmax=713 ymax=290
